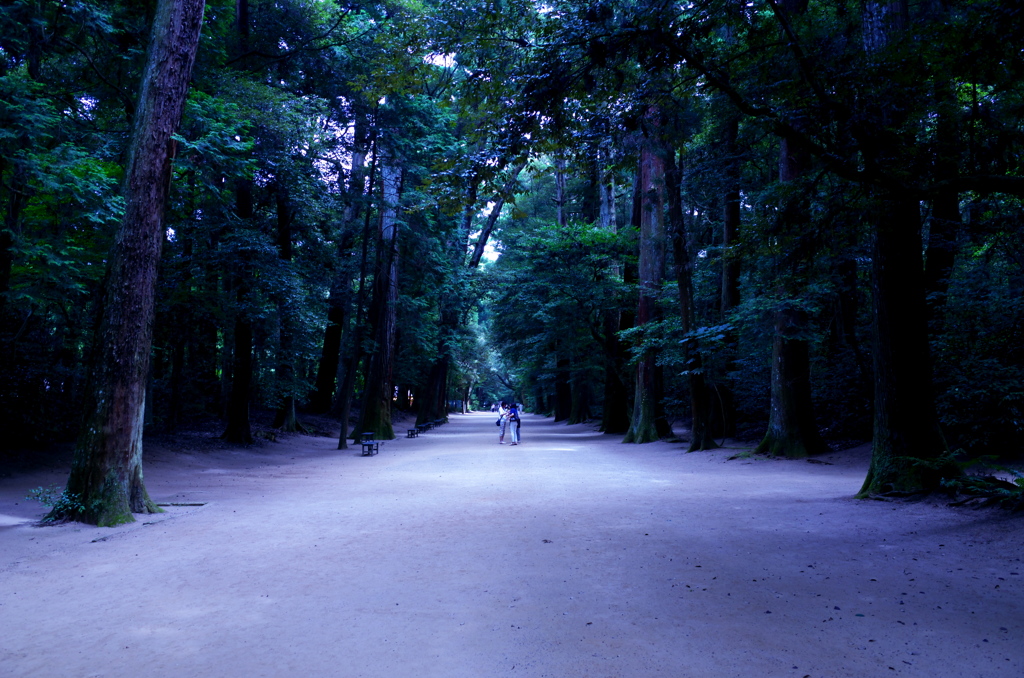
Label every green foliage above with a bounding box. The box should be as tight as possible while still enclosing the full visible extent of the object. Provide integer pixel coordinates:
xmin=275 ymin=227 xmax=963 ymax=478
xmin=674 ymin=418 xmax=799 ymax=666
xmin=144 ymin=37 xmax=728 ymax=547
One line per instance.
xmin=26 ymin=485 xmax=86 ymax=522
xmin=3 ymin=0 xmax=1024 ymax=489
xmin=932 ymin=219 xmax=1024 ymax=456
xmin=486 ymin=206 xmax=633 ymax=406
xmin=905 ymin=453 xmax=1024 ymax=510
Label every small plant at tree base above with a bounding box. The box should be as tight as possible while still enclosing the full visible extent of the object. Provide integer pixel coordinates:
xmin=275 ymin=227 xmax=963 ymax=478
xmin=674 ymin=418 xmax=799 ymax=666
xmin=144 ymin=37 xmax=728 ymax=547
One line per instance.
xmin=26 ymin=485 xmax=86 ymax=522
xmin=941 ymin=469 xmax=1024 ymax=511
xmin=906 ymin=452 xmax=1024 ymax=510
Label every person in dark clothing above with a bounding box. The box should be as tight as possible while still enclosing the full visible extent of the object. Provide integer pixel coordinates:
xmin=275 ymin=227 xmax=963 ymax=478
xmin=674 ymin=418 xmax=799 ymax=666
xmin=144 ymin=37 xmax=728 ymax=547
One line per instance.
xmin=508 ymin=403 xmax=520 ymax=445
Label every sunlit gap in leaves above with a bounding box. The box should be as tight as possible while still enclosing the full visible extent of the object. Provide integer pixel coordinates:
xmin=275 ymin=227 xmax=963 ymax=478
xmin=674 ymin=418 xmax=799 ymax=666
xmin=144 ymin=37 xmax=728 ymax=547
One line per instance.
xmin=69 ymin=96 xmax=98 ymax=120
xmin=424 ymin=53 xmax=455 ymax=68
xmin=470 ymin=201 xmax=502 ymax=263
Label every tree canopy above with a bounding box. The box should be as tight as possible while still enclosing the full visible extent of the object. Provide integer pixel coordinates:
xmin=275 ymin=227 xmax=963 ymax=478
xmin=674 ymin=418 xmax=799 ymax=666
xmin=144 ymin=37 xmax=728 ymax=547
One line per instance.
xmin=3 ymin=0 xmax=1024 ymax=522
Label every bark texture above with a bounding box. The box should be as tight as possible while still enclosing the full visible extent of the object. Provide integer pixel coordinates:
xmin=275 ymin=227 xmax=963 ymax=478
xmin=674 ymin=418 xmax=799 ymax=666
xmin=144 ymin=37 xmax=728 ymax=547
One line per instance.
xmin=595 ymin=144 xmax=631 ymax=434
xmin=309 ymin=262 xmax=350 ymax=414
xmin=310 ymin=129 xmax=364 ymax=414
xmin=417 ymin=354 xmax=450 ymax=425
xmin=755 ymin=125 xmax=826 ymax=457
xmin=57 ymin=0 xmax=205 ymax=526
xmin=337 ymin=123 xmax=379 ymax=448
xmin=568 ymin=371 xmax=591 ymax=424
xmin=857 ymin=0 xmax=952 ymax=494
xmin=666 ymin=152 xmax=718 ymax=452
xmin=755 ymin=306 xmax=827 ymax=458
xmin=357 ymin=163 xmax=402 ymax=440
xmin=624 ymin=118 xmax=671 ymax=444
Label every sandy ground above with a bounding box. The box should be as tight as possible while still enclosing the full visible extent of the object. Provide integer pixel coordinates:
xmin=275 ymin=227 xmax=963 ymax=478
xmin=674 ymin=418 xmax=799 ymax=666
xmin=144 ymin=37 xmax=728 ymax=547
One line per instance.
xmin=1 ymin=412 xmax=1022 ymax=678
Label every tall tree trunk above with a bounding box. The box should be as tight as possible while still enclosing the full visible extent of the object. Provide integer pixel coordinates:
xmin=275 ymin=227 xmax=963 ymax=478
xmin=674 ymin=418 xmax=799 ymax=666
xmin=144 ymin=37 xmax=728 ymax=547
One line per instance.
xmin=857 ymin=0 xmax=951 ymax=493
xmin=221 ymin=180 xmax=255 ymax=444
xmin=717 ymin=114 xmax=741 ymax=438
xmin=615 ymin=174 xmax=641 ymax=426
xmin=756 ymin=0 xmax=827 ymax=457
xmin=756 ymin=134 xmax=826 ymax=458
xmin=309 ymin=248 xmax=352 ymax=413
xmin=624 ymin=113 xmax=672 ymax=443
xmin=568 ymin=369 xmax=591 ymax=424
xmin=756 ymin=305 xmax=826 ymax=457
xmin=335 ymin=346 xmax=361 ymax=448
xmin=235 ymin=0 xmax=249 ymax=59
xmin=859 ymin=194 xmax=949 ymax=494
xmin=667 ymin=151 xmax=719 ymax=451
xmin=311 ymin=111 xmax=366 ymax=414
xmin=417 ymin=353 xmax=450 ymax=425
xmin=600 ymin=317 xmax=631 ymax=434
xmin=222 ymin=306 xmax=254 ymax=444
xmin=336 ymin=121 xmax=379 ymax=448
xmin=357 ymin=163 xmax=402 ymax=440
xmin=554 ymin=356 xmax=572 ymax=422
xmin=272 ymin=185 xmax=303 ymax=432
xmin=55 ymin=0 xmax=205 ymax=525
xmin=594 ymin=142 xmax=630 ymax=434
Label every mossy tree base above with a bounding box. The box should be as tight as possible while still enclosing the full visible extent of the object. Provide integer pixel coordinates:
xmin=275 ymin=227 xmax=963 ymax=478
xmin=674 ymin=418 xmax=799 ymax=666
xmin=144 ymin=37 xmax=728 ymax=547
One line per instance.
xmin=623 ymin=361 xmax=671 ymax=444
xmin=273 ymin=397 xmax=307 ymax=434
xmin=688 ymin=431 xmax=720 ymax=453
xmin=623 ymin=425 xmax=660 ymax=444
xmin=758 ymin=306 xmax=827 ymax=459
xmin=358 ymin=386 xmax=396 ymax=441
xmin=856 ymin=437 xmax=956 ymax=497
xmin=755 ymin=433 xmax=826 ymax=460
xmin=54 ymin=461 xmax=163 ymax=527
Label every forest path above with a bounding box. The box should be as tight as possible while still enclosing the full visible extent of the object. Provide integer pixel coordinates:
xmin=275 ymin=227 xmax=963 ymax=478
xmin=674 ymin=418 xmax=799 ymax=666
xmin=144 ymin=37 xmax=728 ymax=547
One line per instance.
xmin=1 ymin=412 xmax=1022 ymax=677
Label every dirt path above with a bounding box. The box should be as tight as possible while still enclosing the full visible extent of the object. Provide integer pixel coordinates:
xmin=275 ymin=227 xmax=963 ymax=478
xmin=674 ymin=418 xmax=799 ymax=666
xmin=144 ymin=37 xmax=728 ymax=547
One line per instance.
xmin=1 ymin=412 xmax=1021 ymax=677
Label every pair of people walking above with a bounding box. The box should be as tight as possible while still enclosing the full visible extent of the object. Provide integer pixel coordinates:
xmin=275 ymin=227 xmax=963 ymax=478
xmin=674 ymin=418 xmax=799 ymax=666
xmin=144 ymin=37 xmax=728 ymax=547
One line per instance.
xmin=497 ymin=402 xmax=521 ymax=445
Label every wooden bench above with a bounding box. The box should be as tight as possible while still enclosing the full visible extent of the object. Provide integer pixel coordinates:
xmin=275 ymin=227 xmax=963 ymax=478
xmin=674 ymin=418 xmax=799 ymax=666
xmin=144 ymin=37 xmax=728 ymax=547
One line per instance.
xmin=360 ymin=431 xmax=379 ymax=456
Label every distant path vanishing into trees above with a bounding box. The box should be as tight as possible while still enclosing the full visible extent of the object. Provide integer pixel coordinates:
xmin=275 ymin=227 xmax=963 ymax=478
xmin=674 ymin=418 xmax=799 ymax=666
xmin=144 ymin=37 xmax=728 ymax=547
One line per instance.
xmin=1 ymin=412 xmax=1021 ymax=676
